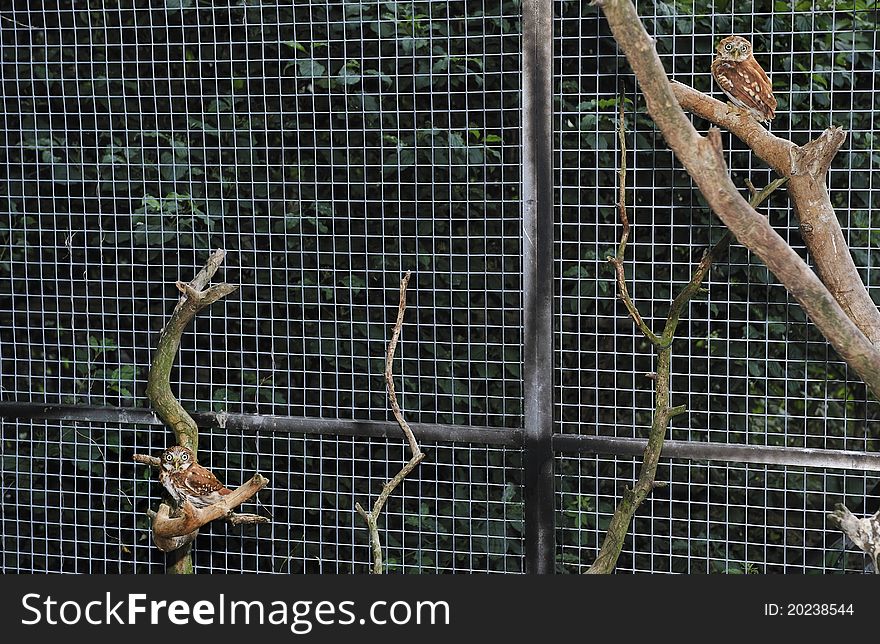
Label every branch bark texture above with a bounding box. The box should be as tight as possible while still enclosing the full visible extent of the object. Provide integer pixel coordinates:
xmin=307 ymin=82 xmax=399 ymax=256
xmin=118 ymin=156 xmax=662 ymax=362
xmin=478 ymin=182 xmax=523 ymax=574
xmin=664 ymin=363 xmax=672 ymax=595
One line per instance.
xmin=145 ymin=249 xmax=238 ymax=454
xmin=827 ymin=504 xmax=880 ymax=573
xmin=356 ymin=271 xmax=425 ymax=574
xmin=590 ymin=109 xmax=784 ymax=573
xmin=142 ymin=249 xmax=241 ymax=574
xmin=596 ymin=0 xmax=880 ymax=398
xmin=671 ymin=83 xmax=880 ymax=347
xmin=149 ymin=474 xmax=269 ymax=552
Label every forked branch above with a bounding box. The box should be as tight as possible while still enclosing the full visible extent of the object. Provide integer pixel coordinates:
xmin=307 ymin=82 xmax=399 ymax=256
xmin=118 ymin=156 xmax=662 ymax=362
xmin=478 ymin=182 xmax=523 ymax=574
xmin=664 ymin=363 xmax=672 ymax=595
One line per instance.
xmin=134 ymin=453 xmax=270 ymax=552
xmin=590 ymin=108 xmax=785 ymax=574
xmin=137 ymin=249 xmax=269 ymax=572
xmin=356 ymin=271 xmax=425 ymax=574
xmin=145 ymin=249 xmax=238 ymax=453
xmin=669 ymin=82 xmax=880 ymax=347
xmin=827 ymin=504 xmax=880 ymax=573
xmin=146 ymin=474 xmax=270 ymax=552
xmin=595 ymin=0 xmax=880 ymax=398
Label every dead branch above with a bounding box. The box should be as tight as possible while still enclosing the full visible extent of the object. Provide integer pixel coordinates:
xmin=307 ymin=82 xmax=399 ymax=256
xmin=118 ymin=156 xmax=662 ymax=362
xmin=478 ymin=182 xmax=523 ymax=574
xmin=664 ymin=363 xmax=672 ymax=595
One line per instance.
xmin=384 ymin=272 xmax=422 ymax=458
xmin=607 ymin=103 xmax=658 ymax=343
xmin=595 ymin=0 xmax=880 ymax=399
xmin=590 ymin=108 xmax=785 ymax=573
xmin=827 ymin=504 xmax=880 ymax=573
xmin=139 ymin=249 xmax=269 ymax=573
xmin=670 ymin=82 xmax=880 ymax=347
xmin=133 ymin=452 xmax=269 ymax=540
xmin=133 ymin=453 xmax=161 ymax=468
xmin=356 ymin=270 xmax=425 ymax=574
xmin=148 ymin=474 xmax=269 ymax=550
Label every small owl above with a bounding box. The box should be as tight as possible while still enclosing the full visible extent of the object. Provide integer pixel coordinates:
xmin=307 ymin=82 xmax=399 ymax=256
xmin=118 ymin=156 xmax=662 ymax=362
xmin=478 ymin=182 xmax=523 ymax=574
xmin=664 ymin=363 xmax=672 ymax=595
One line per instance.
xmin=711 ymin=36 xmax=776 ymax=123
xmin=159 ymin=445 xmax=232 ymax=509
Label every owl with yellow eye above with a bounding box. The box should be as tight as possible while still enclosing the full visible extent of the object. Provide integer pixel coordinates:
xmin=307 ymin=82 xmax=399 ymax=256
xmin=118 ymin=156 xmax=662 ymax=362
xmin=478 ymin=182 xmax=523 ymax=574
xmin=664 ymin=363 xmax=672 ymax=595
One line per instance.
xmin=711 ymin=35 xmax=777 ymax=124
xmin=158 ymin=445 xmax=232 ymax=508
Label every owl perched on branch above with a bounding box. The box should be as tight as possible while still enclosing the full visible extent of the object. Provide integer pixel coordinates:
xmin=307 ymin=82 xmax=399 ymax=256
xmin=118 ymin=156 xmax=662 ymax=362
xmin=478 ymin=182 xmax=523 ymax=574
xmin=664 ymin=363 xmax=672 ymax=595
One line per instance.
xmin=711 ymin=36 xmax=776 ymax=123
xmin=159 ymin=445 xmax=232 ymax=509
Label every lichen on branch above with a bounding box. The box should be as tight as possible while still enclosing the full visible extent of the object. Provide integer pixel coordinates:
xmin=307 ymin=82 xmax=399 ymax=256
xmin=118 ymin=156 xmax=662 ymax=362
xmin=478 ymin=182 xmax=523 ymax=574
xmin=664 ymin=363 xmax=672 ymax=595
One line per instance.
xmin=136 ymin=249 xmax=269 ymax=574
xmin=145 ymin=249 xmax=239 ymax=453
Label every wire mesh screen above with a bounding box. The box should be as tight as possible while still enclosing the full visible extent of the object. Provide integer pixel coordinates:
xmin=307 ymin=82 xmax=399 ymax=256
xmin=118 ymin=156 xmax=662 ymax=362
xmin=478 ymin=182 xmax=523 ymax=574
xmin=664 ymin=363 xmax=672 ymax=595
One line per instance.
xmin=1 ymin=1 xmax=523 ymax=573
xmin=556 ymin=453 xmax=878 ymax=574
xmin=0 ymin=1 xmax=522 ymax=426
xmin=2 ymin=1 xmax=880 ymax=574
xmin=2 ymin=417 xmax=524 ymax=573
xmin=555 ymin=1 xmax=880 ymax=448
xmin=551 ymin=1 xmax=880 ymax=572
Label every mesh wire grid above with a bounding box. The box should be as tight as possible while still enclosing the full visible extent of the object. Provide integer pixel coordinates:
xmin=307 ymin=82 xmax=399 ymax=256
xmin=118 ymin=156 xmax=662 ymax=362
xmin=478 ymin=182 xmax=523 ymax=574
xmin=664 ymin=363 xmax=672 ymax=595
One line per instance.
xmin=1 ymin=1 xmax=879 ymax=574
xmin=555 ymin=2 xmax=880 ymax=452
xmin=556 ymin=452 xmax=879 ymax=574
xmin=0 ymin=1 xmax=523 ymax=427
xmin=2 ymin=418 xmax=524 ymax=573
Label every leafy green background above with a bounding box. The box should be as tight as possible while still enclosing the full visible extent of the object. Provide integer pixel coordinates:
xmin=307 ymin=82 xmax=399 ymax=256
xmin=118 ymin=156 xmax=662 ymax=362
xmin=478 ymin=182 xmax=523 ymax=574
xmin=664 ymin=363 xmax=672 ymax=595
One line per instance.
xmin=554 ymin=0 xmax=880 ymax=572
xmin=2 ymin=0 xmax=878 ymax=573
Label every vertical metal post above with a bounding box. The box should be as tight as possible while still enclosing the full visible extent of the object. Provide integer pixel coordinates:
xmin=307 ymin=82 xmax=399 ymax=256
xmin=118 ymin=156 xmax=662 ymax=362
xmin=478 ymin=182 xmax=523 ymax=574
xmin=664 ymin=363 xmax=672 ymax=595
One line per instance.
xmin=522 ymin=0 xmax=556 ymax=574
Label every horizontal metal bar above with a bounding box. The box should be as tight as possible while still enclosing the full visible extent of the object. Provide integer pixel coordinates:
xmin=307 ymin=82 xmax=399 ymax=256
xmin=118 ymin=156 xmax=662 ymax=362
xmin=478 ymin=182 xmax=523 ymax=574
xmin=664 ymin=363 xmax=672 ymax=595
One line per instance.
xmin=4 ymin=402 xmax=879 ymax=470
xmin=0 ymin=402 xmax=523 ymax=447
xmin=0 ymin=402 xmax=163 ymax=425
xmin=553 ymin=435 xmax=880 ymax=473
xmin=201 ymin=412 xmax=525 ymax=447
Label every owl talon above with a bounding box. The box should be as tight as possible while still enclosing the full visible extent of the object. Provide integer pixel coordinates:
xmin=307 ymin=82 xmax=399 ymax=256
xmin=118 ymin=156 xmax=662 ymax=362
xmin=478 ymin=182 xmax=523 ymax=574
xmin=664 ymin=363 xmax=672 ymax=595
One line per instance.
xmin=724 ymin=102 xmax=754 ymax=121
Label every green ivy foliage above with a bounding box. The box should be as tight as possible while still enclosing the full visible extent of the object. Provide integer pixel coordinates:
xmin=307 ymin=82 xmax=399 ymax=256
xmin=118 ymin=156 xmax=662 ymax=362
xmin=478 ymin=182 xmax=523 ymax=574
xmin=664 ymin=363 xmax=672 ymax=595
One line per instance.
xmin=2 ymin=0 xmax=879 ymax=573
xmin=1 ymin=0 xmax=523 ymax=428
xmin=552 ymin=0 xmax=880 ymax=573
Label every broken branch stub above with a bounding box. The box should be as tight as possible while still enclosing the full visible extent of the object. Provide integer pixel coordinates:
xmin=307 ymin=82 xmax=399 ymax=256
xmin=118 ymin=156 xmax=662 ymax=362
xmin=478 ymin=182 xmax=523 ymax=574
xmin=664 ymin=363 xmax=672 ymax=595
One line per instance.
xmin=827 ymin=504 xmax=880 ymax=573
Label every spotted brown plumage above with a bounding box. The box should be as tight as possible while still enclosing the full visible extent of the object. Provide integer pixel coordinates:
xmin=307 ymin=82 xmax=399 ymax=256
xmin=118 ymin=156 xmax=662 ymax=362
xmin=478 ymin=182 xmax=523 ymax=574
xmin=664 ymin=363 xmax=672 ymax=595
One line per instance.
xmin=159 ymin=445 xmax=232 ymax=508
xmin=711 ymin=35 xmax=776 ymax=123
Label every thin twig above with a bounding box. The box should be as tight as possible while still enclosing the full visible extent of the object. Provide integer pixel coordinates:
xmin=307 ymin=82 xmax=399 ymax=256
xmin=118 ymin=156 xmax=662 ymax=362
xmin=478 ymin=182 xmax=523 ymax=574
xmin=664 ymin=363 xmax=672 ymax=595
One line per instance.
xmin=615 ymin=100 xmax=630 ymax=258
xmin=662 ymin=176 xmax=788 ymax=343
xmin=607 ymin=105 xmax=660 ymax=343
xmin=1 ymin=15 xmax=32 ymax=29
xmin=356 ymin=271 xmax=425 ymax=574
xmin=384 ymin=271 xmax=421 ymax=458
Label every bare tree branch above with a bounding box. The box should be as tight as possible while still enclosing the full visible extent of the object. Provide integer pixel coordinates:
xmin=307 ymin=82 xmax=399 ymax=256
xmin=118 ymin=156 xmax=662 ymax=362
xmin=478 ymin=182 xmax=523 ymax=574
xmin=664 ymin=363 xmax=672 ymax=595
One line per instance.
xmin=145 ymin=248 xmax=239 ymax=454
xmin=607 ymin=103 xmax=660 ymax=343
xmin=590 ymin=109 xmax=786 ymax=573
xmin=356 ymin=271 xmax=425 ymax=574
xmin=827 ymin=504 xmax=880 ymax=573
xmin=148 ymin=474 xmax=270 ymax=551
xmin=595 ymin=0 xmax=880 ymax=399
xmin=384 ymin=271 xmax=422 ymax=458
xmin=670 ymin=82 xmax=880 ymax=347
xmin=139 ymin=249 xmax=269 ymax=573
